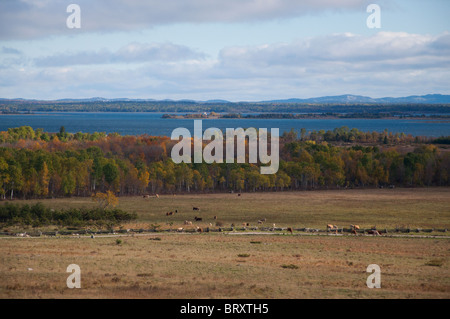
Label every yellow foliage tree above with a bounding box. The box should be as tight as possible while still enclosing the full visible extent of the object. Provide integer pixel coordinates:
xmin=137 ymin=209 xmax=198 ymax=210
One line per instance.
xmin=40 ymin=162 xmax=49 ymax=197
xmin=91 ymin=190 xmax=119 ymax=209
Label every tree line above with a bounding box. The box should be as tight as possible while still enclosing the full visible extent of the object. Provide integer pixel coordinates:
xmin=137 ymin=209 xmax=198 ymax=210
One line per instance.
xmin=0 ymin=126 xmax=449 ymax=199
xmin=1 ymin=99 xmax=450 ymax=115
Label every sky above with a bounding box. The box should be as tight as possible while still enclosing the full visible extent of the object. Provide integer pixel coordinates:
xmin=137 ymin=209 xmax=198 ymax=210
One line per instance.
xmin=0 ymin=0 xmax=449 ymax=101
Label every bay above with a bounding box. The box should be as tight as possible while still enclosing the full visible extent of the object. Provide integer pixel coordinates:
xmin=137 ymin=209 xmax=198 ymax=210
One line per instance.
xmin=0 ymin=112 xmax=449 ymax=137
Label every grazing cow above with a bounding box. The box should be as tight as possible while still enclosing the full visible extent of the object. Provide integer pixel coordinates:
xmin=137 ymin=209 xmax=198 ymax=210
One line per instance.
xmin=155 ymin=194 xmax=159 ymax=198
xmin=184 ymin=220 xmax=193 ymax=225
xmin=258 ymin=220 xmax=263 ymax=224
xmin=287 ymin=227 xmax=293 ymax=234
xmin=214 ymin=215 xmax=217 ymax=220
xmin=350 ymin=224 xmax=360 ymax=235
xmin=194 ymin=216 xmax=202 ymax=222
xmin=238 ymin=193 xmax=241 ymax=197
xmin=143 ymin=195 xmax=150 ymax=199
xmin=177 ymin=227 xmax=183 ymax=232
xmin=166 ymin=211 xmax=174 ymax=216
xmin=17 ymin=232 xmax=30 ymax=238
xmin=175 ymin=210 xmax=178 ymax=213
xmin=196 ymin=227 xmax=203 ymax=233
xmin=327 ymin=224 xmax=338 ymax=234
xmin=193 ymin=207 xmax=200 ymax=211
xmin=368 ymin=230 xmax=381 ymax=236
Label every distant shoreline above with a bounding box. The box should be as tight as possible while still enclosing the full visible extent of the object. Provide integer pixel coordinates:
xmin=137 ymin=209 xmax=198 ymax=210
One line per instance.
xmin=161 ymin=112 xmax=450 ymax=120
xmin=2 ymin=110 xmax=450 ymax=121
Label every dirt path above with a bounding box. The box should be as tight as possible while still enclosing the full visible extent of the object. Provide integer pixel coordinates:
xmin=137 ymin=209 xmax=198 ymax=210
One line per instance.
xmin=1 ymin=231 xmax=449 ymax=239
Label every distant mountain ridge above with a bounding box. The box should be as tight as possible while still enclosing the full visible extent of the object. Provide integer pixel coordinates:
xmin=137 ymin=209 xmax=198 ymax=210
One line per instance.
xmin=1 ymin=94 xmax=450 ymax=104
xmin=264 ymin=94 xmax=450 ymax=104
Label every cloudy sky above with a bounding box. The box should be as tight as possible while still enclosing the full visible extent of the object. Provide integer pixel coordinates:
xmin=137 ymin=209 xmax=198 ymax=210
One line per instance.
xmin=0 ymin=0 xmax=449 ymax=101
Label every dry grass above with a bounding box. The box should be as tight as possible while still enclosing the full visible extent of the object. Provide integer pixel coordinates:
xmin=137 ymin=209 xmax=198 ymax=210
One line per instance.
xmin=0 ymin=233 xmax=448 ymax=299
xmin=1 ymin=188 xmax=449 ymax=299
xmin=5 ymin=187 xmax=449 ymax=231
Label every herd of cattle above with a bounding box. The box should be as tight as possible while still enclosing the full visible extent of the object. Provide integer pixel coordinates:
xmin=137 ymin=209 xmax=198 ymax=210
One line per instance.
xmin=143 ymin=193 xmax=384 ymax=236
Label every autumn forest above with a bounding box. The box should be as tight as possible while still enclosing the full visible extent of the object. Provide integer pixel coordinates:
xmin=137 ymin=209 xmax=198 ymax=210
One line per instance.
xmin=0 ymin=125 xmax=449 ymax=200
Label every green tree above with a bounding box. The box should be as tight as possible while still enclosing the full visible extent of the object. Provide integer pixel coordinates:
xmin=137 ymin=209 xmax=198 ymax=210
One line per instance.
xmin=103 ymin=162 xmax=120 ymax=191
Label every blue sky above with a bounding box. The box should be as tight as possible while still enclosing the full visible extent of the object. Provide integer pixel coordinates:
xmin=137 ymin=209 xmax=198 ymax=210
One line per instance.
xmin=0 ymin=0 xmax=449 ymax=101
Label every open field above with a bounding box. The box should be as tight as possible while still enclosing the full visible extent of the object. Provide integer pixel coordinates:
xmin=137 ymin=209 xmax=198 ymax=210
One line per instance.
xmin=0 ymin=233 xmax=449 ymax=299
xmin=0 ymin=188 xmax=449 ymax=299
xmin=4 ymin=187 xmax=450 ymax=231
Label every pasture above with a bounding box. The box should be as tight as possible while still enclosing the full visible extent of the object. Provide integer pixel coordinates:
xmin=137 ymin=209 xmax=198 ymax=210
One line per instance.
xmin=0 ymin=188 xmax=449 ymax=299
xmin=4 ymin=187 xmax=450 ymax=231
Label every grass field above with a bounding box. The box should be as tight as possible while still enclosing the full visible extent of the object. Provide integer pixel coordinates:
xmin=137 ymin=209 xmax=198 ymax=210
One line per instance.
xmin=0 ymin=188 xmax=449 ymax=299
xmin=4 ymin=187 xmax=450 ymax=231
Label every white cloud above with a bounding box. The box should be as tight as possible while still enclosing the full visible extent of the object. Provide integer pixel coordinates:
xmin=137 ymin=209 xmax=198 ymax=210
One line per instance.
xmin=0 ymin=0 xmax=372 ymax=40
xmin=218 ymin=31 xmax=449 ymax=67
xmin=33 ymin=42 xmax=206 ymax=67
xmin=1 ymin=31 xmax=449 ymax=100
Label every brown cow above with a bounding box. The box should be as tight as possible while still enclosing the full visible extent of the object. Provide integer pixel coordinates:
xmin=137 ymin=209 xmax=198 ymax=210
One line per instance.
xmin=196 ymin=227 xmax=203 ymax=233
xmin=327 ymin=224 xmax=338 ymax=234
xmin=350 ymin=224 xmax=360 ymax=235
xmin=194 ymin=216 xmax=202 ymax=221
xmin=287 ymin=227 xmax=293 ymax=234
xmin=166 ymin=211 xmax=174 ymax=216
xmin=193 ymin=207 xmax=200 ymax=211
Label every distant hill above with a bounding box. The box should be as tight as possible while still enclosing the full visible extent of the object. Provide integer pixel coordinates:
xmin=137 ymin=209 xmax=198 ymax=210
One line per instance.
xmin=1 ymin=94 xmax=450 ymax=114
xmin=1 ymin=94 xmax=450 ymax=104
xmin=264 ymin=94 xmax=450 ymax=104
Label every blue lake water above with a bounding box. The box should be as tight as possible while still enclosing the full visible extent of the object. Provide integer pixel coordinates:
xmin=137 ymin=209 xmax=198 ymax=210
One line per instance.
xmin=0 ymin=112 xmax=449 ymax=137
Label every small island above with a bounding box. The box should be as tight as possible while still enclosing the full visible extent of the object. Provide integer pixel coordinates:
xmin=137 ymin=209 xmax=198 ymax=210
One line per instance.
xmin=162 ymin=112 xmax=222 ymax=119
xmin=162 ymin=112 xmax=450 ymax=120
